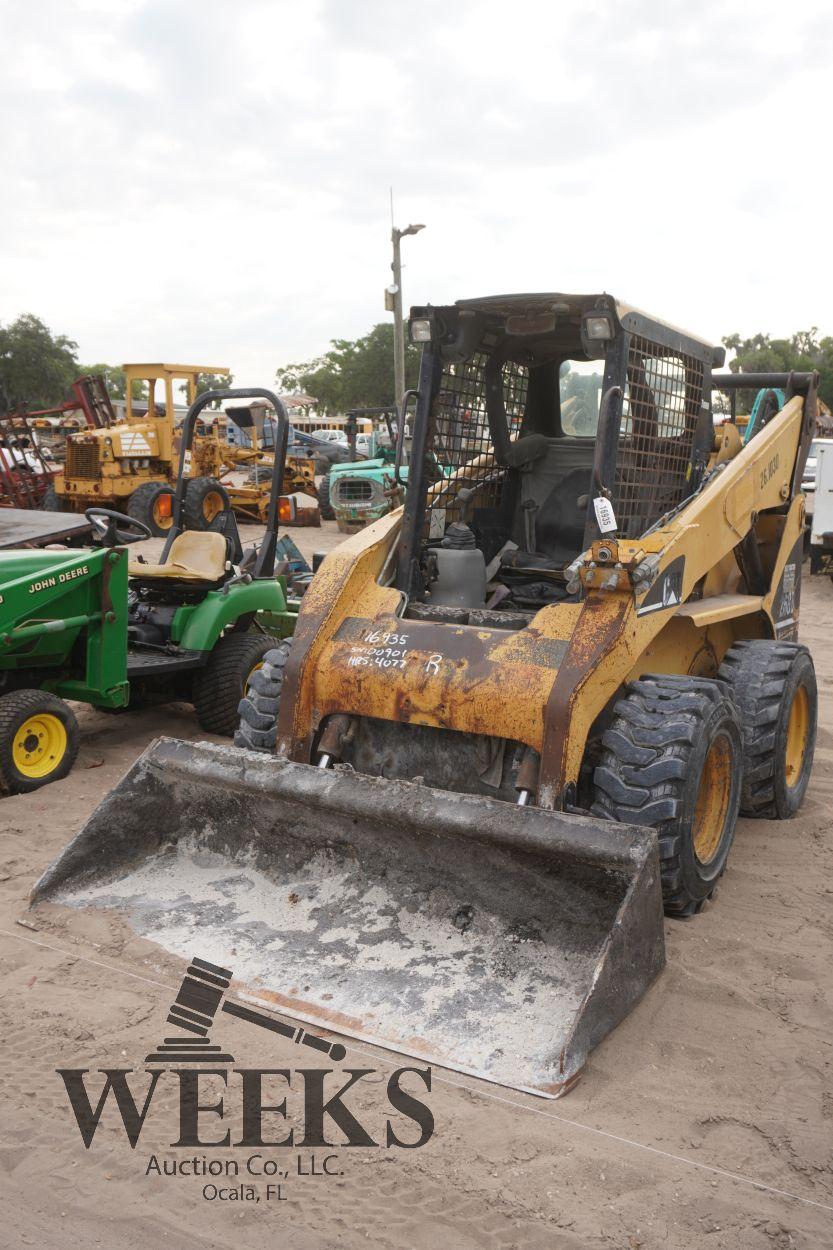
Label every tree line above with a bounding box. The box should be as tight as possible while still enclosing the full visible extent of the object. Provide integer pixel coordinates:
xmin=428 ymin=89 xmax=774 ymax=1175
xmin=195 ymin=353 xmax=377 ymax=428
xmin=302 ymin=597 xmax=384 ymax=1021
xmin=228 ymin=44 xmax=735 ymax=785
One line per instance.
xmin=2 ymin=311 xmax=832 ymax=416
xmin=721 ymin=330 xmax=833 ymax=410
xmin=274 ymin=322 xmax=420 ymax=413
xmin=0 ymin=315 xmax=232 ymax=411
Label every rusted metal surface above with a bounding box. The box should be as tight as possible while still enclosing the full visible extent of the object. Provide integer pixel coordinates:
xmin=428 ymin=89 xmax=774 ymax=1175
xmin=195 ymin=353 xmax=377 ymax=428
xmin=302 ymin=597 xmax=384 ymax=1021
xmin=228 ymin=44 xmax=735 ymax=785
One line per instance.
xmin=316 ymin=612 xmax=575 ymax=749
xmin=0 ymin=411 xmax=57 ymax=508
xmin=539 ymin=592 xmax=632 ymax=808
xmin=341 ymin=717 xmax=524 ymax=802
xmin=31 ymin=738 xmax=666 ymax=1097
xmin=275 ymin=510 xmax=406 ymax=759
xmin=277 ymin=504 xmax=584 ymax=769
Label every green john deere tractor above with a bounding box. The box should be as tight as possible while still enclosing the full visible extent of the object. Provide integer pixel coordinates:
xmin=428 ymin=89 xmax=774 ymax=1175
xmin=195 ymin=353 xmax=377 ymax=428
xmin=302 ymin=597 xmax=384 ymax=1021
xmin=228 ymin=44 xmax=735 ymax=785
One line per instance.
xmin=0 ymin=388 xmax=298 ymax=793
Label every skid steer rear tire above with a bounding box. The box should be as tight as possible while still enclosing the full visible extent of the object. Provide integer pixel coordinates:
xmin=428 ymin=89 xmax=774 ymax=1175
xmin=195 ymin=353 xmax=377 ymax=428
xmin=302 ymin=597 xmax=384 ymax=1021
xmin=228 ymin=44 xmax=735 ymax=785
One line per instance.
xmin=718 ymin=641 xmax=817 ymax=818
xmin=317 ymin=474 xmax=335 ymax=520
xmin=192 ymin=633 xmax=278 ymax=738
xmin=592 ymin=675 xmax=743 ymax=918
xmin=235 ymin=639 xmax=291 ymax=752
xmin=0 ymin=689 xmax=80 ymax=794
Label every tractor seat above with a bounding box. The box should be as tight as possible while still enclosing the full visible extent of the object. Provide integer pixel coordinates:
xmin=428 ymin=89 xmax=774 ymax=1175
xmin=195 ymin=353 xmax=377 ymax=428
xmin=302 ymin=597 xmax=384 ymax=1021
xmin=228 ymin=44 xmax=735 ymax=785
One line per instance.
xmin=128 ymin=530 xmax=230 ymax=583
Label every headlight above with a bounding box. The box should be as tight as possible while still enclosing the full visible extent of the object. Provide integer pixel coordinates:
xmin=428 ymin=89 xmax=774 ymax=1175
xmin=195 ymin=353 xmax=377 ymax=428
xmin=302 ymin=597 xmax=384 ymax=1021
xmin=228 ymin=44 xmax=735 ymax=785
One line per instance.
xmin=409 ymin=318 xmax=432 ymax=343
xmin=584 ymin=315 xmax=613 ymax=341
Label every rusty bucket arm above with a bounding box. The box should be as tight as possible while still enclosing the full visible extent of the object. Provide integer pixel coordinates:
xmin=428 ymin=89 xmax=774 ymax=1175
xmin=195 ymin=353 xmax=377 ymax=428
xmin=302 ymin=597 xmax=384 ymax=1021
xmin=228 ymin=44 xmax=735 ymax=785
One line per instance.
xmin=32 ymin=737 xmax=665 ymax=1096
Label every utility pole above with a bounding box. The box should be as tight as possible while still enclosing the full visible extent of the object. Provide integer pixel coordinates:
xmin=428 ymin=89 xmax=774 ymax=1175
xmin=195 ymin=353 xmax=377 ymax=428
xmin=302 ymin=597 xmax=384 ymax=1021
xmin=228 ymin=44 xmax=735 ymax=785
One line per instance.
xmin=388 ymin=218 xmax=425 ymax=407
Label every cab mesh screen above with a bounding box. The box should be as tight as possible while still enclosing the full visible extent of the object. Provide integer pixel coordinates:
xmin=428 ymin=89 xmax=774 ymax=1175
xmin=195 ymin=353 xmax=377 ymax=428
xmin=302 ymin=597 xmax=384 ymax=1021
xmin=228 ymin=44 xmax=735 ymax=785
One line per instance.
xmin=423 ymin=349 xmax=528 ymax=531
xmin=613 ymin=334 xmax=704 ymax=536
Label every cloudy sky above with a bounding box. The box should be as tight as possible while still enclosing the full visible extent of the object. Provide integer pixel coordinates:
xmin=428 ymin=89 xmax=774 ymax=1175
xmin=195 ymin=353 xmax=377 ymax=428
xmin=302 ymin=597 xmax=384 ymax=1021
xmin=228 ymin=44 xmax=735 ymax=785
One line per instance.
xmin=3 ymin=0 xmax=832 ymax=386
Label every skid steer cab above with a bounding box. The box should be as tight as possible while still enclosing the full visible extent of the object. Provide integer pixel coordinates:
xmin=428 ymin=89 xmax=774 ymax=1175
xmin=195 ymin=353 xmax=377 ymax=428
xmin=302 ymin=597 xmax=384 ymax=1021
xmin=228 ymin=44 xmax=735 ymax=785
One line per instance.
xmin=35 ymin=297 xmax=819 ymax=1099
xmin=0 ymin=389 xmax=298 ymax=795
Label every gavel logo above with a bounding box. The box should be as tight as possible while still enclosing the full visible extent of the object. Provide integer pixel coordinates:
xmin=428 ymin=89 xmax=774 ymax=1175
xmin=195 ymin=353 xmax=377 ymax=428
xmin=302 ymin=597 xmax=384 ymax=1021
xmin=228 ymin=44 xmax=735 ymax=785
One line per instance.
xmin=145 ymin=956 xmax=347 ymax=1065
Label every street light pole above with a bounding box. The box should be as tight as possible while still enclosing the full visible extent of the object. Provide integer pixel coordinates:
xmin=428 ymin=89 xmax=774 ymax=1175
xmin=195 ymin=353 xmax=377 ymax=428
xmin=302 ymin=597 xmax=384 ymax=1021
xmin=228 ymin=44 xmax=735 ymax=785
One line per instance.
xmin=390 ymin=222 xmax=425 ymax=408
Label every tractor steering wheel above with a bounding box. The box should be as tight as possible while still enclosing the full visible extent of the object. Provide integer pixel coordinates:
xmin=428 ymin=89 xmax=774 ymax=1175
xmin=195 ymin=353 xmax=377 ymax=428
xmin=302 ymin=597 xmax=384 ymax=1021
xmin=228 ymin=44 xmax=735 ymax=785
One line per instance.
xmin=85 ymin=507 xmax=152 ymax=547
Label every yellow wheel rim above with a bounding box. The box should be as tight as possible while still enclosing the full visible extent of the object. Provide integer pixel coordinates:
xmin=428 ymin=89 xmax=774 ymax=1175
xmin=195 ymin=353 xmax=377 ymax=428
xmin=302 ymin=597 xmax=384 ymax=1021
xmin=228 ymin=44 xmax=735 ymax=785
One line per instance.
xmin=246 ymin=660 xmax=265 ymax=692
xmin=203 ymin=490 xmax=225 ymax=523
xmin=692 ymin=733 xmax=733 ymax=865
xmin=785 ymin=684 xmax=810 ymax=789
xmin=12 ymin=713 xmax=68 ymax=780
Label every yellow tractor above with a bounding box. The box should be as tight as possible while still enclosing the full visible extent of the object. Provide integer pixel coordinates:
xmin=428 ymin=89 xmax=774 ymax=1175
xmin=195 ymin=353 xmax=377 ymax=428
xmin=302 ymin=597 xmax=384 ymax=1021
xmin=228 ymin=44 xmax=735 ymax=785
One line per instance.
xmin=191 ymin=402 xmax=321 ymax=525
xmin=33 ymin=294 xmax=818 ymax=1097
xmin=42 ymin=363 xmax=232 ymax=535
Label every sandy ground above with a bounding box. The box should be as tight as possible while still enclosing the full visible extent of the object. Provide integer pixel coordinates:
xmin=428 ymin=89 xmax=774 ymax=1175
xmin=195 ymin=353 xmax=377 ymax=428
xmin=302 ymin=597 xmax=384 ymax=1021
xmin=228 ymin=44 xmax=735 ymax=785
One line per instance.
xmin=1 ymin=527 xmax=831 ymax=1250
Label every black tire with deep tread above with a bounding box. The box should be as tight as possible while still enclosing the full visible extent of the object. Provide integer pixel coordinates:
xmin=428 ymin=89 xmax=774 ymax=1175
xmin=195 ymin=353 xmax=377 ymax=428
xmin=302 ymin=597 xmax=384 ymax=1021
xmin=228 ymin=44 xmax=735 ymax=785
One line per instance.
xmin=235 ymin=640 xmax=291 ymax=752
xmin=718 ymin=640 xmax=817 ymax=819
xmin=127 ymin=481 xmax=175 ymax=538
xmin=192 ymin=633 xmax=278 ymax=737
xmin=317 ymin=474 xmax=334 ymax=520
xmin=184 ymin=476 xmax=231 ymax=532
xmin=592 ymin=675 xmax=743 ymax=918
xmin=0 ymin=689 xmax=80 ymax=793
xmin=40 ymin=484 xmax=63 ymax=512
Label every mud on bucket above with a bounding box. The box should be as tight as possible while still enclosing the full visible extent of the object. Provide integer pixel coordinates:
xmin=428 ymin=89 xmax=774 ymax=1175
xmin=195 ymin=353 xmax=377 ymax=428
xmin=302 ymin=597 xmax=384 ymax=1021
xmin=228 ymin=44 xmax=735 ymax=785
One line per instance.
xmin=31 ymin=737 xmax=666 ymax=1096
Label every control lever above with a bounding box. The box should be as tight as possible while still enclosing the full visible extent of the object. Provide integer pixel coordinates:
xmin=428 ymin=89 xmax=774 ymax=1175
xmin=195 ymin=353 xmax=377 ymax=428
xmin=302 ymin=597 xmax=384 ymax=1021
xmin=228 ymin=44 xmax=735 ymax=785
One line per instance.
xmin=220 ymin=572 xmax=253 ymax=595
xmin=456 ymin=486 xmax=475 ymax=525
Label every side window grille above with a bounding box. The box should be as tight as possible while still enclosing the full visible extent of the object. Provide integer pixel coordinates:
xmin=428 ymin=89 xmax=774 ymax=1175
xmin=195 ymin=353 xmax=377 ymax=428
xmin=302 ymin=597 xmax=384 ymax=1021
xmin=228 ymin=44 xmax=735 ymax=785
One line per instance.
xmin=612 ymin=334 xmax=704 ymax=536
xmin=422 ymin=349 xmax=528 ymax=534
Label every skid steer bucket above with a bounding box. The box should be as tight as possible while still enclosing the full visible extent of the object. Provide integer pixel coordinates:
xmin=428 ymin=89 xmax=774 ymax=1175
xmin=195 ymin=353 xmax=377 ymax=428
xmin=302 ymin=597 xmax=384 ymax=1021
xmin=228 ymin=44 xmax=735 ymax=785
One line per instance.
xmin=32 ymin=738 xmax=665 ymax=1096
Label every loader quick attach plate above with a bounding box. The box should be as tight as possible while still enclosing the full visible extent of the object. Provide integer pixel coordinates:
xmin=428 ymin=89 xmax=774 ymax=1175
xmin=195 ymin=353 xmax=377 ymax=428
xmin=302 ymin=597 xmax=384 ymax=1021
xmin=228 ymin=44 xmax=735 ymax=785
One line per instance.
xmin=31 ymin=738 xmax=666 ymax=1097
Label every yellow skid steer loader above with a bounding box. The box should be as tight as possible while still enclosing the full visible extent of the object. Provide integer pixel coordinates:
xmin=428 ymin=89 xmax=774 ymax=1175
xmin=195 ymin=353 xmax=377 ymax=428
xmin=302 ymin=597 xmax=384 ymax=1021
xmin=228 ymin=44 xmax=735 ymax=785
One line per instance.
xmin=32 ymin=295 xmax=818 ymax=1096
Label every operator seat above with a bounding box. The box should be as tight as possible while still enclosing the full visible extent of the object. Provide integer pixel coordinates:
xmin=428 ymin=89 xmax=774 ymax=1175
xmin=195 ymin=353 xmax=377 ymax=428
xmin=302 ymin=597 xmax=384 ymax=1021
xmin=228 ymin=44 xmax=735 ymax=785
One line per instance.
xmin=507 ymin=440 xmax=595 ymax=568
xmin=494 ymin=439 xmax=595 ymax=606
xmin=128 ymin=530 xmax=230 ymax=585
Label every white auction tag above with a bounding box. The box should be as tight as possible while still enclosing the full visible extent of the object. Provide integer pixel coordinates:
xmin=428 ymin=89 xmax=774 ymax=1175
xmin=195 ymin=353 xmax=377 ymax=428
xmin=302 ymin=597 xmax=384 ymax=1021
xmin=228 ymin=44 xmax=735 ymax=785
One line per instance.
xmin=428 ymin=507 xmax=446 ymax=541
xmin=593 ymin=496 xmax=618 ymax=533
